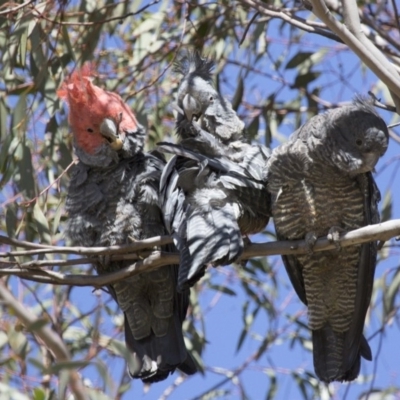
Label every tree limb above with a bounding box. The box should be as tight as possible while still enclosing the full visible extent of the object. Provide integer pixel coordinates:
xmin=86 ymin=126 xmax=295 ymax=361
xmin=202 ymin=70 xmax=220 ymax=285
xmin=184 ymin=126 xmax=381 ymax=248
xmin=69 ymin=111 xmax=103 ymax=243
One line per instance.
xmin=0 ymin=0 xmax=34 ymax=15
xmin=0 ymin=280 xmax=89 ymax=400
xmin=309 ymin=0 xmax=400 ymax=111
xmin=237 ymin=0 xmax=400 ymax=111
xmin=0 ymin=235 xmax=173 ymax=256
xmin=237 ymin=0 xmax=343 ymax=42
xmin=1 ymin=219 xmax=399 ymax=287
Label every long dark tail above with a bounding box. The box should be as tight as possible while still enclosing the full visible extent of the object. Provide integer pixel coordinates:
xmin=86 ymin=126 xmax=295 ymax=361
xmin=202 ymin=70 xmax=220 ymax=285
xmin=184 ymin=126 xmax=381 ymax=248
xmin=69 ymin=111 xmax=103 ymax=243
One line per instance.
xmin=110 ymin=264 xmax=197 ymax=383
xmin=312 ymin=324 xmax=371 ymax=383
xmin=124 ymin=310 xmax=197 ymax=383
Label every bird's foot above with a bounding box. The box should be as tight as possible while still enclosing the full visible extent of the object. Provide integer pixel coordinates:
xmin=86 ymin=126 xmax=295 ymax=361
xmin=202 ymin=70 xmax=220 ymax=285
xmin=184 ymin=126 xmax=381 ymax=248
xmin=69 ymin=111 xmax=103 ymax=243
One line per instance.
xmin=238 ymin=236 xmax=252 ymax=267
xmin=305 ymin=231 xmax=318 ymax=254
xmin=327 ymin=226 xmax=345 ymax=251
xmin=180 ymin=119 xmax=198 ymax=137
xmin=98 ymin=254 xmax=111 ymax=269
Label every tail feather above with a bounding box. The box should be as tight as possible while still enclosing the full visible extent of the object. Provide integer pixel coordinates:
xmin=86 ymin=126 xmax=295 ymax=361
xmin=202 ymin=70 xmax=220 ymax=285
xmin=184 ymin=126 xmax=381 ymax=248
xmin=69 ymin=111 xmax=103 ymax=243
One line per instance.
xmin=312 ymin=324 xmax=370 ymax=383
xmin=124 ymin=314 xmax=197 ymax=383
xmin=178 ymin=204 xmax=243 ymax=291
xmin=108 ymin=261 xmax=197 ymax=383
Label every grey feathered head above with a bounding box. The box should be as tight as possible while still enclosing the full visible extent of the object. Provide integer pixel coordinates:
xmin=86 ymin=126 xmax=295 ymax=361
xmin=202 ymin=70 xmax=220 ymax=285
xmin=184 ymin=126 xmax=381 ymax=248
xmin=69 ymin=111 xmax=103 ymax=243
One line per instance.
xmin=300 ymin=96 xmax=389 ymax=175
xmin=174 ymin=51 xmax=244 ymax=142
xmin=174 ymin=51 xmax=215 ymax=83
xmin=174 ymin=51 xmax=223 ymax=121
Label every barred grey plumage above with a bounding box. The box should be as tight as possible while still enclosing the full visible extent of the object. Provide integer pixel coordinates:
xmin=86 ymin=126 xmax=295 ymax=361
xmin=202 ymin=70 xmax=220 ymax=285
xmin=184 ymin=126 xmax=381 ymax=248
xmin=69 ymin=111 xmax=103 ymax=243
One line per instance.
xmin=267 ymin=98 xmax=388 ymax=382
xmin=159 ymin=52 xmax=271 ymax=291
xmin=60 ymin=68 xmax=196 ymax=383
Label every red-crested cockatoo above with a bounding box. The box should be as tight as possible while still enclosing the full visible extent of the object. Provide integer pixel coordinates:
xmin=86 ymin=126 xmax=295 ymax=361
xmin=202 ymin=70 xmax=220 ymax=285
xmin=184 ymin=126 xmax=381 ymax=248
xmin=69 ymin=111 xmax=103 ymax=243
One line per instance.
xmin=58 ymin=63 xmax=197 ymax=383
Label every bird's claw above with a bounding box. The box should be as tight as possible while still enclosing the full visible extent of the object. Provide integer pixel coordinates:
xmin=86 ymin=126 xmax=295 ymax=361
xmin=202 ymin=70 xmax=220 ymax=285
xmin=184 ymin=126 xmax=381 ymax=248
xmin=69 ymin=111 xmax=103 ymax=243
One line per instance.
xmin=327 ymin=226 xmax=344 ymax=251
xmin=191 ymin=119 xmax=203 ymax=133
xmin=98 ymin=254 xmax=111 ymax=268
xmin=305 ymin=232 xmax=318 ymax=254
xmin=238 ymin=236 xmax=252 ymax=267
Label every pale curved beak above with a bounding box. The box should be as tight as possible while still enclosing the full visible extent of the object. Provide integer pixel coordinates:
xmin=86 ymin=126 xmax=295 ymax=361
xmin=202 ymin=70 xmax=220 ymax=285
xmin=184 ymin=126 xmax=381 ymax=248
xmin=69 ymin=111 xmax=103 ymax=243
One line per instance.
xmin=182 ymin=93 xmax=201 ymax=121
xmin=363 ymin=152 xmax=380 ymax=172
xmin=100 ymin=118 xmax=123 ymax=150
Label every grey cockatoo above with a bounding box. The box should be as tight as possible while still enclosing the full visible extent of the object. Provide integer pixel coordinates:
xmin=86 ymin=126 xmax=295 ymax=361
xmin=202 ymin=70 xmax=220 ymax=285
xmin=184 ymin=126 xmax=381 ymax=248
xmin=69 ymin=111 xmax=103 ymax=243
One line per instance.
xmin=158 ymin=52 xmax=271 ymax=291
xmin=267 ymin=98 xmax=389 ymax=382
xmin=58 ymin=64 xmax=197 ymax=383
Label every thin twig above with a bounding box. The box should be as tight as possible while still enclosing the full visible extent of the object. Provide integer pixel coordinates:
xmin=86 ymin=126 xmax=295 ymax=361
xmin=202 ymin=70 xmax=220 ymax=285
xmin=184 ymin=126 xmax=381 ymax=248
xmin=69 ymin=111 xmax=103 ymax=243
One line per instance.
xmin=0 ymin=251 xmax=177 ymax=287
xmin=31 ymin=0 xmax=160 ymax=27
xmin=388 ymin=129 xmax=400 ymax=144
xmin=239 ymin=11 xmax=260 ymax=47
xmin=0 ymin=0 xmax=34 ymax=15
xmin=21 ymin=159 xmax=77 ymax=207
xmin=310 ymin=0 xmax=400 ymax=109
xmin=388 ymin=121 xmax=400 ymax=129
xmin=237 ymin=0 xmax=343 ymax=42
xmin=125 ymin=1 xmax=188 ymax=98
xmin=0 ymin=234 xmax=172 ymax=256
xmin=391 ymin=0 xmax=400 ymax=33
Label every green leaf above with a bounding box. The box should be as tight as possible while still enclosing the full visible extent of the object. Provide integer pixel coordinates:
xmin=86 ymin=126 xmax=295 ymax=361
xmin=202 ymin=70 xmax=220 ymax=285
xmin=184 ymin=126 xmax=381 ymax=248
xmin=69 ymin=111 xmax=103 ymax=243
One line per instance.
xmin=8 ymin=327 xmax=29 ymax=357
xmin=0 ymin=383 xmax=30 ymax=400
xmin=246 ymin=115 xmax=260 ymax=141
xmin=93 ymin=360 xmax=114 ymax=391
xmin=0 ymin=96 xmax=8 ymax=141
xmin=5 ymin=206 xmax=17 ymax=238
xmin=208 ymin=284 xmax=236 ymax=296
xmin=26 ymin=318 xmax=49 ymax=333
xmin=292 ymin=71 xmax=321 ymax=88
xmin=51 ymin=199 xmax=64 ymax=236
xmin=12 ymin=93 xmax=27 ymax=137
xmin=18 ymin=27 xmax=28 ymax=67
xmin=285 ymin=52 xmax=314 ymax=69
xmin=32 ymin=387 xmax=46 ymax=400
xmin=49 ymin=360 xmax=90 ymax=374
xmin=265 ymin=369 xmax=277 ymax=400
xmin=380 ymin=189 xmax=392 ymax=222
xmin=236 ymin=301 xmax=249 ymax=352
xmin=58 ymin=370 xmax=69 ymax=400
xmin=384 ymin=268 xmax=400 ymax=316
xmin=33 ymin=203 xmax=51 ymax=243
xmin=28 ymin=357 xmax=46 ymax=372
xmin=0 ymin=331 xmax=9 ymax=349
xmin=231 ymin=75 xmax=244 ymax=111
xmin=86 ymin=389 xmax=114 ymax=400
xmin=17 ymin=144 xmax=36 ymax=200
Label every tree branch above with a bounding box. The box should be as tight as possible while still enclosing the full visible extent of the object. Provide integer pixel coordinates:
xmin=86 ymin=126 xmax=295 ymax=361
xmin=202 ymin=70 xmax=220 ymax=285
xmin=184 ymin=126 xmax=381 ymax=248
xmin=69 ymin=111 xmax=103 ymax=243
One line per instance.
xmin=309 ymin=0 xmax=400 ymax=111
xmin=0 ymin=280 xmax=89 ymax=400
xmin=0 ymin=235 xmax=173 ymax=256
xmin=237 ymin=0 xmax=342 ymax=43
xmin=30 ymin=0 xmax=161 ymax=26
xmin=0 ymin=0 xmax=34 ymax=15
xmin=237 ymin=0 xmax=400 ymax=111
xmin=1 ymin=219 xmax=399 ymax=287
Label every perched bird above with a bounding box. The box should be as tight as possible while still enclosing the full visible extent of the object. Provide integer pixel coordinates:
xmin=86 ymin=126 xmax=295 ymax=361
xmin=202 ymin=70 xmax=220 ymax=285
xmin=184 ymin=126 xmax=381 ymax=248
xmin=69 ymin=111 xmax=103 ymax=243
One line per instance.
xmin=58 ymin=63 xmax=197 ymax=383
xmin=158 ymin=52 xmax=271 ymax=291
xmin=267 ymin=98 xmax=389 ymax=382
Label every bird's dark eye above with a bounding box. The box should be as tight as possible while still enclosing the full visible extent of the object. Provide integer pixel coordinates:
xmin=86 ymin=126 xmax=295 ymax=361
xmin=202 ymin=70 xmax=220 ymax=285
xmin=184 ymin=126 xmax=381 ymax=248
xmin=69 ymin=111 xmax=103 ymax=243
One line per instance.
xmin=209 ymin=96 xmax=214 ymax=101
xmin=356 ymin=139 xmax=362 ymax=146
xmin=87 ymin=128 xmax=94 ymax=133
